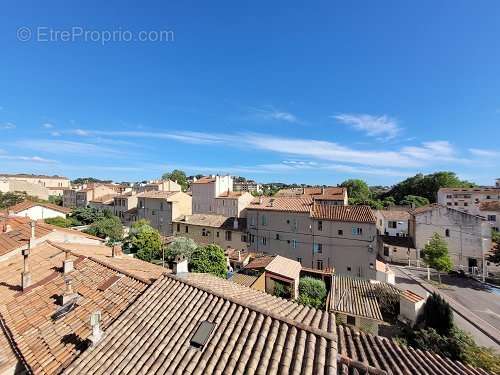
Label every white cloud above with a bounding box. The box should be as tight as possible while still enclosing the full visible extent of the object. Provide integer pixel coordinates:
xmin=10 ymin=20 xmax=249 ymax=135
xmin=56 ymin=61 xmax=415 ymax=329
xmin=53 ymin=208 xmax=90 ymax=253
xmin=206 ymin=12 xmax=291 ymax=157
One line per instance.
xmin=469 ymin=148 xmax=500 ymax=157
xmin=0 ymin=122 xmax=15 ymax=130
xmin=74 ymin=129 xmax=89 ymax=136
xmin=16 ymin=139 xmax=121 ymax=156
xmin=332 ymin=113 xmax=400 ymax=139
xmin=42 ymin=122 xmax=54 ymax=129
xmin=51 ymin=131 xmax=61 ymax=137
xmin=0 ymin=154 xmax=55 ymax=163
xmin=250 ymin=107 xmax=301 ymax=124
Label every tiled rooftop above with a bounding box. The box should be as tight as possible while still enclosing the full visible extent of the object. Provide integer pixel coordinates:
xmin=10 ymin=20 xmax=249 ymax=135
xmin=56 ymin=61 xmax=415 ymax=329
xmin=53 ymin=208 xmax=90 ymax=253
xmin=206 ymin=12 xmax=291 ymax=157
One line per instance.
xmin=330 ymin=275 xmax=401 ymax=322
xmin=0 ymin=217 xmax=53 ymax=256
xmin=377 ymin=209 xmax=410 ymax=221
xmin=312 ymin=204 xmax=376 ymax=224
xmin=6 ymin=200 xmax=71 ymax=215
xmin=192 ymin=176 xmax=216 ymax=184
xmin=0 ymin=241 xmax=156 ymax=375
xmin=65 ymin=272 xmax=337 ymax=375
xmin=479 ymin=201 xmax=500 ymax=212
xmin=228 ymin=272 xmax=259 ymax=287
xmin=247 ymin=196 xmax=314 ymax=213
xmin=174 ymin=214 xmax=247 ymax=231
xmin=275 ymin=187 xmax=346 ymax=200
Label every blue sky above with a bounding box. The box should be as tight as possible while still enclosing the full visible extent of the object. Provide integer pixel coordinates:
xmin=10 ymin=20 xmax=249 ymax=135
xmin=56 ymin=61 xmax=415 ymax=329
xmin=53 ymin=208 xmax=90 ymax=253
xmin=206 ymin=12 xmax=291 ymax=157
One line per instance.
xmin=1 ymin=1 xmax=499 ymax=185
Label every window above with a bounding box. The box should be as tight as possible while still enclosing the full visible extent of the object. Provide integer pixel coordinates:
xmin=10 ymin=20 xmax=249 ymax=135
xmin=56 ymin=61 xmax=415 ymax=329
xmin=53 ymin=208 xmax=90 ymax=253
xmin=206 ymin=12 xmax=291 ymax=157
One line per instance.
xmin=261 ymin=215 xmax=267 ymax=226
xmin=275 ymin=233 xmax=280 ymax=240
xmin=446 ymin=194 xmax=452 ymax=199
xmin=316 ymin=260 xmax=323 ymax=270
xmin=338 ymin=229 xmax=343 ymax=236
xmin=383 ymin=246 xmax=389 ymax=256
xmin=185 ymin=225 xmax=189 ymax=233
xmin=445 ymin=229 xmax=450 ymax=237
xmin=250 ymin=216 xmax=255 ymax=226
xmin=151 ymin=210 xmax=156 ymax=216
xmin=388 ymin=221 xmax=397 ymax=229
xmin=225 ymin=231 xmax=232 ymax=241
xmin=202 ymin=228 xmax=208 ymax=237
xmin=351 ymin=227 xmax=362 ymax=235
xmin=347 ymin=266 xmax=351 ymax=271
xmin=317 ymin=221 xmax=323 ymax=231
xmin=176 ymin=223 xmax=180 ymax=232
xmin=447 ymin=202 xmax=452 ymax=206
xmin=297 ymin=257 xmax=302 ymax=264
xmin=454 ymin=202 xmax=458 ymax=206
xmin=313 ymin=243 xmax=323 ymax=254
xmin=261 ymin=237 xmax=267 ymax=246
xmin=291 ymin=239 xmax=297 ymax=249
xmin=464 ymin=202 xmax=468 ymax=206
xmin=160 ymin=202 xmax=164 ymax=210
xmin=241 ymin=234 xmax=247 ymax=242
xmin=488 ymin=215 xmax=497 ymax=222
xmin=347 ymin=315 xmax=355 ymax=325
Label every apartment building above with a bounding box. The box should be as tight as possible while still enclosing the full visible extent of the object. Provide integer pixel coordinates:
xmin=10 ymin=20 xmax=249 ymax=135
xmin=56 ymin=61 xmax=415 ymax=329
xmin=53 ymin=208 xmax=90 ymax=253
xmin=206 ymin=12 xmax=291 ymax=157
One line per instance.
xmin=134 ymin=179 xmax=181 ymax=193
xmin=246 ymin=196 xmax=378 ymax=279
xmin=172 ymin=214 xmax=247 ymax=251
xmin=191 ymin=175 xmax=233 ymax=214
xmin=113 ymin=192 xmax=138 ymax=225
xmin=0 ymin=177 xmax=51 ymax=200
xmin=63 ymin=185 xmax=117 ymax=208
xmin=0 ymin=173 xmax=70 ymax=189
xmin=233 ymin=179 xmax=262 ymax=193
xmin=479 ymin=201 xmax=500 ymax=232
xmin=137 ymin=191 xmax=192 ymax=235
xmin=437 ymin=184 xmax=500 ymax=216
xmin=409 ymin=204 xmax=491 ymax=274
xmin=214 ymin=191 xmax=254 ymax=217
xmin=275 ymin=186 xmax=348 ymax=205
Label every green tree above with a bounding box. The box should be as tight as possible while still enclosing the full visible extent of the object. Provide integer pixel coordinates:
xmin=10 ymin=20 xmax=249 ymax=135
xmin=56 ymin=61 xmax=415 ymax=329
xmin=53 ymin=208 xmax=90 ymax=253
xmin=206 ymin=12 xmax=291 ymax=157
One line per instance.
xmin=70 ymin=207 xmax=111 ymax=225
xmin=274 ymin=280 xmax=292 ymax=299
xmin=422 ymin=233 xmax=452 ymax=283
xmin=348 ymin=197 xmax=384 ymax=209
xmin=161 ymin=169 xmax=188 ymax=191
xmin=164 ymin=236 xmax=198 ymax=262
xmin=48 ymin=195 xmax=63 ymax=206
xmin=189 ymin=244 xmax=227 ymax=278
xmin=384 ymin=172 xmax=474 ymax=203
xmin=400 ymin=195 xmax=430 ymax=208
xmin=419 ymin=292 xmax=454 ymax=335
xmin=340 ymin=179 xmax=371 ymax=200
xmin=488 ymin=231 xmax=500 ymax=264
xmin=84 ymin=216 xmax=123 ymax=244
xmin=0 ymin=192 xmax=26 ymax=209
xmin=44 ymin=217 xmax=77 ymax=228
xmin=123 ymin=220 xmax=163 ymax=262
xmin=297 ymin=277 xmax=327 ymax=309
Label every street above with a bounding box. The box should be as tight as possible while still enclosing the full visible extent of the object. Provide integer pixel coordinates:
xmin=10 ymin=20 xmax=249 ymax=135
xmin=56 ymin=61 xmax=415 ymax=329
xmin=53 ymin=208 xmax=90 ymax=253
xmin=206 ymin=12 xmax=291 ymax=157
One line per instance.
xmin=392 ymin=266 xmax=500 ymax=350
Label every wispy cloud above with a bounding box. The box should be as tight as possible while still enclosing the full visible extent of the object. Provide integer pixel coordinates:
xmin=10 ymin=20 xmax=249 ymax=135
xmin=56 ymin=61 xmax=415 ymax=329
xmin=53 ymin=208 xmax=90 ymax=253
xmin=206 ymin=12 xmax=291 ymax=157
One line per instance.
xmin=250 ymin=106 xmax=301 ymax=124
xmin=51 ymin=131 xmax=61 ymax=137
xmin=0 ymin=122 xmax=16 ymax=130
xmin=332 ymin=113 xmax=400 ymax=139
xmin=15 ymin=139 xmax=121 ymax=156
xmin=469 ymin=148 xmax=500 ymax=157
xmin=0 ymin=154 xmax=55 ymax=163
xmin=42 ymin=122 xmax=54 ymax=129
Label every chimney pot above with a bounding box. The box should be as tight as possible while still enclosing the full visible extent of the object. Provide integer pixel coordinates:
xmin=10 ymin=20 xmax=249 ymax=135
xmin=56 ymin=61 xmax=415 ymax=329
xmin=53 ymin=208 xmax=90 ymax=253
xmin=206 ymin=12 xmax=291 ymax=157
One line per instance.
xmin=89 ymin=311 xmax=104 ymax=346
xmin=4 ymin=224 xmax=12 ymax=233
xmin=173 ymin=255 xmax=188 ymax=275
xmin=30 ymin=221 xmax=36 ymax=239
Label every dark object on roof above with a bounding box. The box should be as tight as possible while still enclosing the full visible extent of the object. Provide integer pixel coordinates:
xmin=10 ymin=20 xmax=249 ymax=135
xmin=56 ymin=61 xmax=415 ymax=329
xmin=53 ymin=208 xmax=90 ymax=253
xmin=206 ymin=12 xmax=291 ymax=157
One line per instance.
xmin=190 ymin=321 xmax=215 ymax=348
xmin=379 ymin=235 xmax=415 ymax=248
xmin=51 ymin=298 xmax=78 ymax=321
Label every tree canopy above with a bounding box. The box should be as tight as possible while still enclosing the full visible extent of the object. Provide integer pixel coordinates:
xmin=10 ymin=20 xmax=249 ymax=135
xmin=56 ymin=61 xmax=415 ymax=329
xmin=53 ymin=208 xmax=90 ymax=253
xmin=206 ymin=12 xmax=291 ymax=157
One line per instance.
xmin=164 ymin=236 xmax=198 ymax=263
xmin=340 ymin=179 xmax=371 ymax=200
xmin=123 ymin=220 xmax=163 ymax=262
xmin=70 ymin=207 xmax=113 ymax=226
xmin=399 ymin=195 xmax=430 ymax=208
xmin=162 ymin=169 xmax=188 ymax=191
xmin=422 ymin=233 xmax=453 ymax=282
xmin=189 ymin=244 xmax=227 ymax=278
xmin=297 ymin=277 xmax=327 ymax=309
xmin=84 ymin=216 xmax=123 ymax=244
xmin=419 ymin=292 xmax=454 ymax=335
xmin=382 ymin=172 xmax=474 ymax=203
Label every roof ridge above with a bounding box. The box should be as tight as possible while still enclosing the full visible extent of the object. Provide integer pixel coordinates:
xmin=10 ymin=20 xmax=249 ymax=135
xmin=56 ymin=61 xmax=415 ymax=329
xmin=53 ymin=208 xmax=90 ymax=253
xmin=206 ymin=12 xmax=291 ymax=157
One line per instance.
xmin=166 ymin=273 xmax=336 ymax=342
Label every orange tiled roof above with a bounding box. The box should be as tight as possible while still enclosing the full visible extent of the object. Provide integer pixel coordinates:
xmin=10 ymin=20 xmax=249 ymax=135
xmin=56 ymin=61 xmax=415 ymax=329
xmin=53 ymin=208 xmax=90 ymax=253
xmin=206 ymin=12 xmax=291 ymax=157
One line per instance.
xmin=247 ymin=196 xmax=313 ymax=212
xmin=0 ymin=241 xmax=166 ymax=374
xmin=275 ymin=186 xmax=346 ymax=199
xmin=136 ymin=191 xmax=180 ymax=199
xmin=244 ymin=255 xmax=275 ymax=269
xmin=377 ymin=209 xmax=410 ymax=221
xmin=215 ymin=191 xmax=244 ymax=198
xmin=7 ymin=200 xmax=71 ymax=215
xmin=0 ymin=217 xmax=53 ymax=256
xmin=312 ymin=204 xmax=376 ymax=224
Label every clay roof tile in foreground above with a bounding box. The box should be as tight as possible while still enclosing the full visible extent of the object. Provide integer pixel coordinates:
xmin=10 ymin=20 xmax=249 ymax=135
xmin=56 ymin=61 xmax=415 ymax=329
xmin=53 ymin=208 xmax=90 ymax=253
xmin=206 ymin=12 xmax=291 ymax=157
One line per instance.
xmin=65 ymin=272 xmax=337 ymax=375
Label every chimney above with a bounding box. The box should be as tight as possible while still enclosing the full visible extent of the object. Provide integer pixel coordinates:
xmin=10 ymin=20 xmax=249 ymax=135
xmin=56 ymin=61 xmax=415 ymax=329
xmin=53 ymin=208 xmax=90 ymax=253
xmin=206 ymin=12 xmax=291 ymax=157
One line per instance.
xmin=237 ymin=250 xmax=241 ymax=262
xmin=89 ymin=311 xmax=104 ymax=347
xmin=233 ymin=218 xmax=238 ymax=230
xmin=259 ymin=196 xmax=263 ymax=205
xmin=112 ymin=245 xmax=122 ymax=258
xmin=61 ymin=275 xmax=78 ymax=305
xmin=30 ymin=220 xmax=36 ymax=239
xmin=63 ymin=251 xmax=74 ymax=274
xmin=173 ymin=255 xmax=188 ymax=275
xmin=21 ymin=241 xmax=32 ymax=291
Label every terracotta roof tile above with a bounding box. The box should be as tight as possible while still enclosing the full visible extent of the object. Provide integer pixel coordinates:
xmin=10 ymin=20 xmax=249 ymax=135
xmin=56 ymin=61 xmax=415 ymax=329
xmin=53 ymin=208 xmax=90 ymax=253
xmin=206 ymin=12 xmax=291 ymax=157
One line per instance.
xmin=312 ymin=205 xmax=376 ymax=224
xmin=479 ymin=201 xmax=500 ymax=212
xmin=192 ymin=176 xmax=216 ymax=184
xmin=247 ymin=196 xmax=313 ymax=213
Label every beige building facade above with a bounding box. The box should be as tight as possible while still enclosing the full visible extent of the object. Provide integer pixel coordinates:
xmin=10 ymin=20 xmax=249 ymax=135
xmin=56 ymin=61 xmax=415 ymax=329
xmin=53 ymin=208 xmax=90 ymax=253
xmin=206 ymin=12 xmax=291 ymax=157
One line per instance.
xmin=173 ymin=214 xmax=247 ymax=251
xmin=191 ymin=175 xmax=233 ymax=214
xmin=410 ymin=204 xmax=491 ymax=274
xmin=246 ymin=197 xmax=378 ymax=279
xmin=137 ymin=191 xmax=192 ymax=235
xmin=63 ymin=185 xmax=117 ymax=208
xmin=438 ymin=186 xmax=500 ymax=216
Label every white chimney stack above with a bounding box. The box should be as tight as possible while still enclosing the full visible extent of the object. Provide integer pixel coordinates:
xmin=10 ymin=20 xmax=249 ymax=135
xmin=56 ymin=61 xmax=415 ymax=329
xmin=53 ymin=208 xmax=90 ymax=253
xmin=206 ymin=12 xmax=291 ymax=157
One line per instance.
xmin=30 ymin=221 xmax=36 ymax=239
xmin=21 ymin=241 xmax=32 ymax=290
xmin=61 ymin=275 xmax=78 ymax=305
xmin=89 ymin=311 xmax=104 ymax=346
xmin=63 ymin=251 xmax=74 ymax=274
xmin=173 ymin=255 xmax=188 ymax=275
